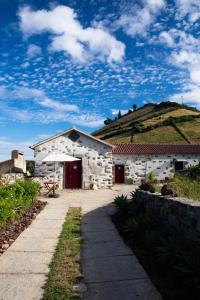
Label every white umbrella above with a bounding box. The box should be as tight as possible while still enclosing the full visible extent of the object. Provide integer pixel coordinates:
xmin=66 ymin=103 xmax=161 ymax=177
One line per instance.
xmin=42 ymin=153 xmax=80 ymax=162
xmin=41 ymin=153 xmax=80 ymax=197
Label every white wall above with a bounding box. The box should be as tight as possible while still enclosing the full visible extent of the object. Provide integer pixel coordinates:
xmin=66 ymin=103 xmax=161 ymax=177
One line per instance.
xmin=113 ymin=153 xmax=200 ymax=183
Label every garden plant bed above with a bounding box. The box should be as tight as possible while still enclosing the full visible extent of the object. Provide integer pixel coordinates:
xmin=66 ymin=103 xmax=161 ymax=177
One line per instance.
xmin=0 ymin=200 xmax=46 ymax=255
xmin=42 ymin=207 xmax=82 ymax=300
xmin=112 ymin=194 xmax=200 ymax=300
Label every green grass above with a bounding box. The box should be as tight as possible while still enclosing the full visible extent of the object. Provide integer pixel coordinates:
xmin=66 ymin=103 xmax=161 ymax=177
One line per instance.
xmin=177 ymin=118 xmax=200 ymax=144
xmin=93 ymin=102 xmax=200 ymax=144
xmin=133 ymin=125 xmax=186 ymax=144
xmin=42 ymin=207 xmax=82 ymax=300
xmin=171 ymin=175 xmax=200 ymax=201
xmin=155 ymin=175 xmax=200 ymax=201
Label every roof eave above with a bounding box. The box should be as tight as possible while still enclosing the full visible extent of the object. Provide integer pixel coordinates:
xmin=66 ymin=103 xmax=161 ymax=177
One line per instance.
xmin=30 ymin=127 xmax=113 ymax=150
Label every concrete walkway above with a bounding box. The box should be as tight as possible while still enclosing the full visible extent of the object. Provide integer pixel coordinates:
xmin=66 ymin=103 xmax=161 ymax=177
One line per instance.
xmin=0 ymin=185 xmax=162 ymax=300
xmin=0 ymin=200 xmax=69 ymax=300
xmin=80 ymin=187 xmax=163 ymax=300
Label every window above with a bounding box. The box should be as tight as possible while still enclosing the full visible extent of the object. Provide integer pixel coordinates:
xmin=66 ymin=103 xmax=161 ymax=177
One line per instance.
xmin=175 ymin=161 xmax=184 ymax=171
xmin=68 ymin=131 xmax=80 ymax=142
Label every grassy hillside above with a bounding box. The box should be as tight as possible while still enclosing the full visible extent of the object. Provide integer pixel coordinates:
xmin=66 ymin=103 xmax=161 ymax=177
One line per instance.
xmin=93 ymin=102 xmax=200 ymax=144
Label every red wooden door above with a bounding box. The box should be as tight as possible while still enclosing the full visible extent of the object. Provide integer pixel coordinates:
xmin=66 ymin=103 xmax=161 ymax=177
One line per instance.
xmin=115 ymin=165 xmax=125 ymax=183
xmin=65 ymin=160 xmax=82 ymax=189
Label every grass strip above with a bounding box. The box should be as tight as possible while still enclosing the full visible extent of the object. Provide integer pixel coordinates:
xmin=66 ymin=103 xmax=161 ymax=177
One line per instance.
xmin=42 ymin=207 xmax=82 ymax=300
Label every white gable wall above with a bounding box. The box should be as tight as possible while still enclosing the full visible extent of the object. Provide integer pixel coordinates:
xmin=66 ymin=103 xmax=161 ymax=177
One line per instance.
xmin=34 ymin=132 xmax=113 ymax=189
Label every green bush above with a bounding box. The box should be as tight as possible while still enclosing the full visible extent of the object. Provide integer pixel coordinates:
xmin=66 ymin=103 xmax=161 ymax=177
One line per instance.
xmin=0 ymin=179 xmax=41 ymax=229
xmin=188 ymin=162 xmax=200 ymax=180
xmin=113 ymin=190 xmax=200 ymax=294
xmin=148 ymin=172 xmax=157 ymax=184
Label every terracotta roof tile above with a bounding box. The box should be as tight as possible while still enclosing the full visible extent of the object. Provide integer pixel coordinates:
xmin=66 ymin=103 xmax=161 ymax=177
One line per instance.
xmin=112 ymin=143 xmax=200 ymax=155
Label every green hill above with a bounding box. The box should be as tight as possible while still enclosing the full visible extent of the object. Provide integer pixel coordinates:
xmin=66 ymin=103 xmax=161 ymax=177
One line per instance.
xmin=92 ymin=102 xmax=200 ymax=144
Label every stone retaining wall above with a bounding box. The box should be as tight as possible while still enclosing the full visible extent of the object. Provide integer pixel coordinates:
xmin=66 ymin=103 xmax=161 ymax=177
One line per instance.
xmin=135 ymin=190 xmax=200 ymax=247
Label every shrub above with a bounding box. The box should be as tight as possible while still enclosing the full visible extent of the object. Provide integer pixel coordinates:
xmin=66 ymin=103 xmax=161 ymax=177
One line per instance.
xmin=143 ymin=229 xmax=162 ymax=250
xmin=155 ymin=238 xmax=182 ymax=267
xmin=0 ymin=179 xmax=41 ymax=229
xmin=148 ymin=172 xmax=157 ymax=184
xmin=188 ymin=162 xmax=200 ymax=180
xmin=124 ymin=215 xmax=153 ymax=240
xmin=161 ymin=184 xmax=177 ymax=197
xmin=114 ymin=194 xmax=129 ymax=217
xmin=139 ymin=180 xmax=155 ymax=193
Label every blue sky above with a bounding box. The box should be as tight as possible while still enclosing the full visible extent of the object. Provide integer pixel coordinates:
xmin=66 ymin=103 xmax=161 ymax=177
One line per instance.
xmin=0 ymin=0 xmax=200 ymax=160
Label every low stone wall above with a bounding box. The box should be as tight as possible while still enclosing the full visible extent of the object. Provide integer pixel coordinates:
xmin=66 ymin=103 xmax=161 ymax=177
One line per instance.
xmin=135 ymin=190 xmax=200 ymax=247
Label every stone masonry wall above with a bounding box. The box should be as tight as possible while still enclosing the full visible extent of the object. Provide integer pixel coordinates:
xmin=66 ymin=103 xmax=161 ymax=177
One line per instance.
xmin=113 ymin=154 xmax=200 ymax=183
xmin=135 ymin=190 xmax=200 ymax=247
xmin=34 ymin=132 xmax=113 ymax=189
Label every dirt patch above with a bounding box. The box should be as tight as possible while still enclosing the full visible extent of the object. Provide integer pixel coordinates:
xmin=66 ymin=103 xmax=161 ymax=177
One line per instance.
xmin=0 ymin=201 xmax=46 ymax=255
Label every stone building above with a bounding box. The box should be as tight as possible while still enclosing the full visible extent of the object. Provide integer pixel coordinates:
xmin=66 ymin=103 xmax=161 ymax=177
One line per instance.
xmin=30 ymin=128 xmax=200 ymax=189
xmin=30 ymin=128 xmax=113 ymax=189
xmin=0 ymin=150 xmax=26 ymax=174
xmin=113 ymin=143 xmax=200 ymax=183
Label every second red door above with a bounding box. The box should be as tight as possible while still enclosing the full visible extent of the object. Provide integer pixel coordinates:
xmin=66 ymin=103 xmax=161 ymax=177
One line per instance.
xmin=115 ymin=165 xmax=125 ymax=183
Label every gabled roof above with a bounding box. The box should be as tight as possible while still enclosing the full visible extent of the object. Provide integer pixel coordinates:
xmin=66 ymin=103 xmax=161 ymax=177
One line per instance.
xmin=112 ymin=143 xmax=200 ymax=155
xmin=30 ymin=127 xmax=113 ymax=149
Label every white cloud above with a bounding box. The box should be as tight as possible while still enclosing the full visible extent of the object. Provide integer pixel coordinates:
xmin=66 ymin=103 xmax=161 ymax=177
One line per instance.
xmin=27 ymin=44 xmax=42 ymax=58
xmin=18 ymin=5 xmax=125 ymax=63
xmin=159 ymin=31 xmax=175 ymax=47
xmin=0 ymin=86 xmax=79 ymax=112
xmin=160 ymin=29 xmax=200 ymax=108
xmin=0 ymin=136 xmax=34 ymax=161
xmin=0 ymin=86 xmax=104 ymax=128
xmin=169 ymin=84 xmax=200 ymax=108
xmin=175 ymin=0 xmax=200 ymax=22
xmin=117 ymin=0 xmax=165 ymax=37
xmin=111 ymin=109 xmax=128 ymax=116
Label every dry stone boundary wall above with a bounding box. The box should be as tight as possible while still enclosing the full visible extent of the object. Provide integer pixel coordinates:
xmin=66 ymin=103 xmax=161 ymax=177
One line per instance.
xmin=136 ymin=190 xmax=200 ymax=247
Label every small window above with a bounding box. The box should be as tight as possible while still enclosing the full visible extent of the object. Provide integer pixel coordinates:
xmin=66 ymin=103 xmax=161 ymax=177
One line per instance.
xmin=68 ymin=131 xmax=80 ymax=142
xmin=175 ymin=161 xmax=184 ymax=171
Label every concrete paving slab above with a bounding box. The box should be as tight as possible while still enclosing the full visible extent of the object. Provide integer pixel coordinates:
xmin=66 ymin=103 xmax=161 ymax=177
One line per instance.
xmin=7 ymin=237 xmax=58 ymax=252
xmin=28 ymin=219 xmax=64 ymax=229
xmin=82 ymin=255 xmax=147 ymax=283
xmin=83 ymin=229 xmax=122 ymax=243
xmin=82 ymin=240 xmax=132 ymax=259
xmin=0 ymin=274 xmax=46 ymax=300
xmin=81 ymin=221 xmax=116 ymax=233
xmin=82 ymin=209 xmax=107 ymax=217
xmin=81 ymin=215 xmax=111 ymax=224
xmin=20 ymin=227 xmax=61 ymax=239
xmin=35 ymin=211 xmax=66 ymax=220
xmin=83 ymin=278 xmax=162 ymax=300
xmin=0 ymin=251 xmax=52 ymax=274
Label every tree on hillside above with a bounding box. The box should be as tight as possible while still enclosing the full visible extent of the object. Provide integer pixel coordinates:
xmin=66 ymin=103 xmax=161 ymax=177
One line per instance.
xmin=132 ymin=104 xmax=137 ymax=111
xmin=118 ymin=110 xmax=122 ymax=119
xmin=104 ymin=118 xmax=113 ymax=126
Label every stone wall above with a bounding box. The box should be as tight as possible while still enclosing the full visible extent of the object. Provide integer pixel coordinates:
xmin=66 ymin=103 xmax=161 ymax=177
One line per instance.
xmin=135 ymin=190 xmax=200 ymax=247
xmin=34 ymin=132 xmax=113 ymax=189
xmin=113 ymin=154 xmax=200 ymax=183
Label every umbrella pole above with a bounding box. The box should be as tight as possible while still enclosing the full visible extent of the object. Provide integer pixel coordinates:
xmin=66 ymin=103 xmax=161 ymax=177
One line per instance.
xmin=53 ymin=161 xmax=56 ymax=197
